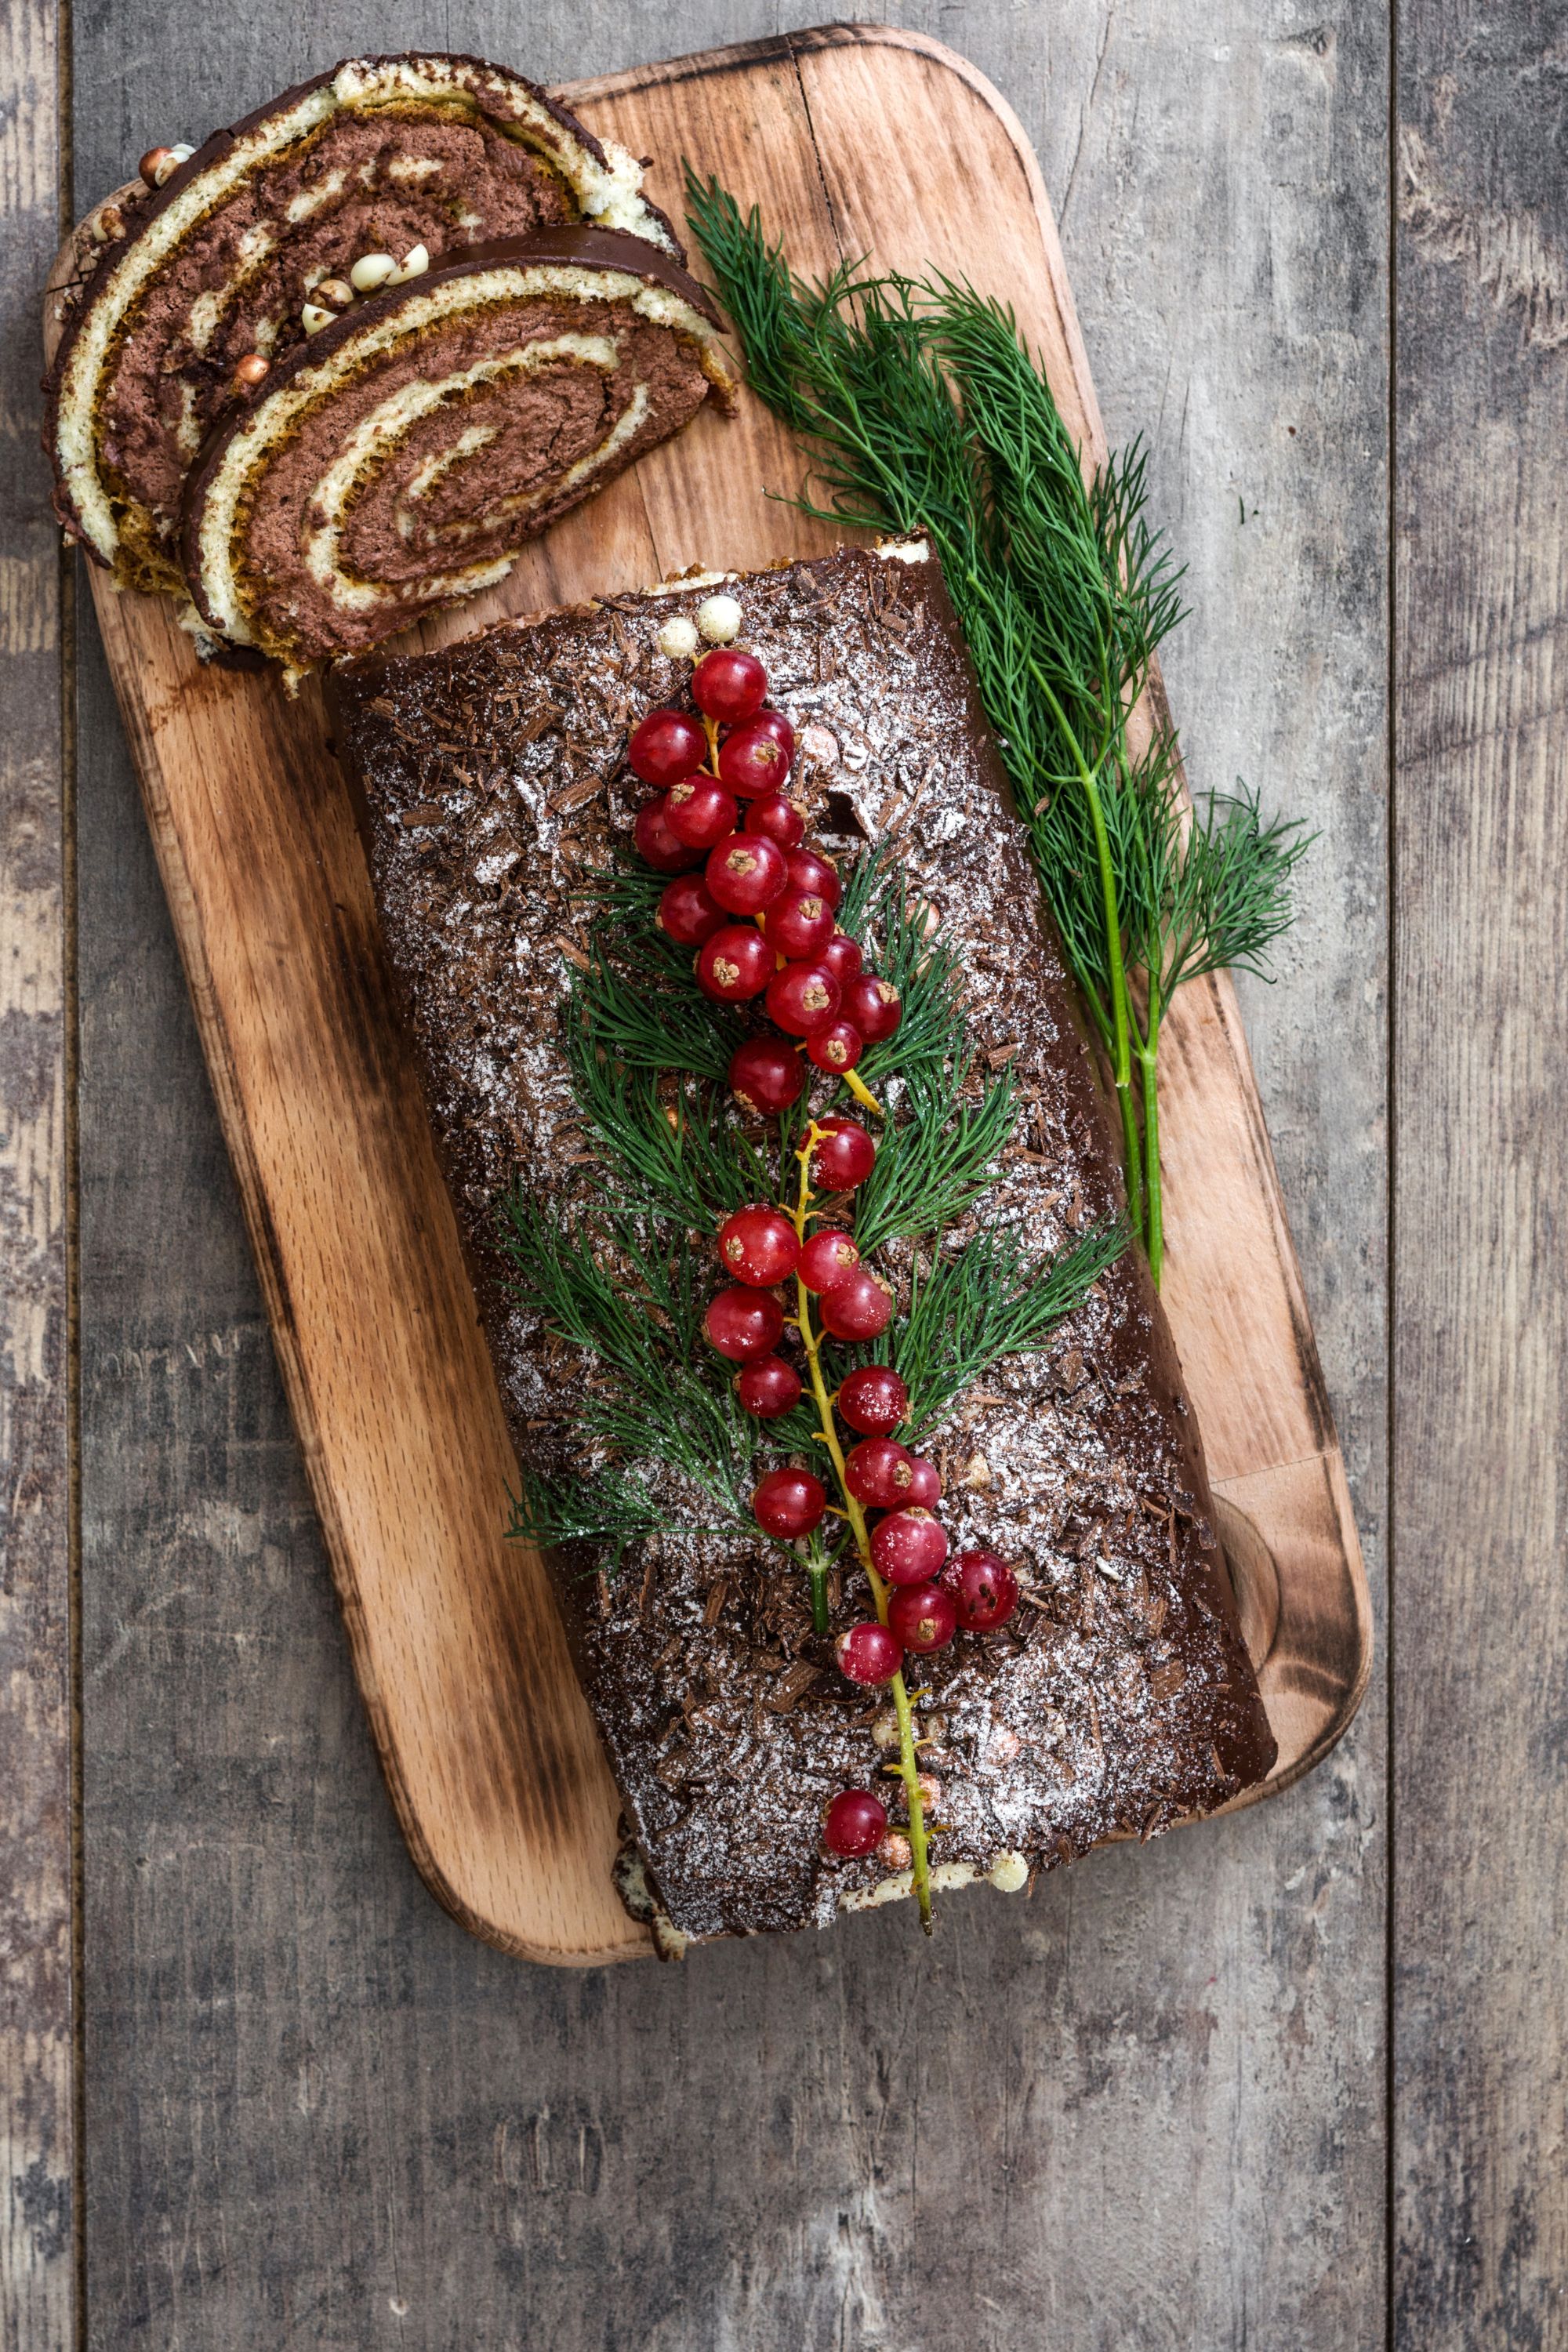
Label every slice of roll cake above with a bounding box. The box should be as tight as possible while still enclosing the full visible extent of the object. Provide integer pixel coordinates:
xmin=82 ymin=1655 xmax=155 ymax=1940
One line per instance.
xmin=182 ymin=228 xmax=735 ymax=673
xmin=46 ymin=53 xmax=683 ymax=593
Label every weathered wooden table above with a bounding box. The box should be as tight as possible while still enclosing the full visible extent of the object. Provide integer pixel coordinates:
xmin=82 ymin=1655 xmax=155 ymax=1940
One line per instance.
xmin=2 ymin=5 xmax=1561 ymax=2347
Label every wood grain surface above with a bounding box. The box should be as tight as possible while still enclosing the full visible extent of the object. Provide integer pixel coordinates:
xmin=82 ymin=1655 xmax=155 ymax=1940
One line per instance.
xmin=49 ymin=0 xmax=1568 ymax=2342
xmin=43 ymin=24 xmax=1369 ymax=1981
xmin=0 ymin=3 xmax=73 ymax=2347
xmin=1396 ymin=5 xmax=1568 ymax=2341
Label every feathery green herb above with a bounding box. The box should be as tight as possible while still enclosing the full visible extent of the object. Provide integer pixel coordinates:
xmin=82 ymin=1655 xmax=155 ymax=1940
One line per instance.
xmin=496 ymin=1204 xmax=768 ymax=1559
xmin=507 ymin=1467 xmax=689 ymax=1576
xmin=852 ymin=1065 xmax=1017 ymax=1255
xmin=571 ymin=921 xmax=740 ymax=1081
xmin=888 ymin=1219 xmax=1130 ymax=1443
xmin=562 ymin=1009 xmax=765 ymax=1226
xmin=684 ymin=174 xmax=1309 ymax=1283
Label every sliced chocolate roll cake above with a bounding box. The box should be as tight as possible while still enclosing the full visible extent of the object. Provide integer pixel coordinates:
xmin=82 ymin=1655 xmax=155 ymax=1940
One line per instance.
xmin=47 ymin=53 xmax=681 ymax=593
xmin=183 ymin=229 xmax=735 ymax=673
xmin=330 ymin=544 xmax=1277 ymax=1947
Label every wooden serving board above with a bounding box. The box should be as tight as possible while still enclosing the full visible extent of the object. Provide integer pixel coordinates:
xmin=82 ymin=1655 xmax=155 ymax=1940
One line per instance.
xmin=48 ymin=24 xmax=1371 ymax=1965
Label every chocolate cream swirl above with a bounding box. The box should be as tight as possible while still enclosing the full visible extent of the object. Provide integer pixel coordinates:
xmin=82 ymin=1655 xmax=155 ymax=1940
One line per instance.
xmin=181 ymin=230 xmax=734 ymax=673
xmin=46 ymin=53 xmax=684 ymax=593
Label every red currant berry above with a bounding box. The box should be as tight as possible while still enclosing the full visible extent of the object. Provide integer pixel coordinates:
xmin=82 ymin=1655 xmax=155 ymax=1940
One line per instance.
xmin=658 ymin=873 xmax=725 ymax=947
xmin=729 ymin=1035 xmax=803 ymax=1117
xmin=807 ymin=1116 xmax=876 ymax=1190
xmin=942 ymin=1548 xmax=1021 ymax=1631
xmin=834 ymin=1621 xmax=903 ymax=1686
xmin=904 ymin=1454 xmax=942 ymax=1508
xmin=765 ymin=963 xmax=840 ymax=1038
xmin=706 ymin=830 xmax=788 ymax=914
xmin=744 ymin=793 xmax=805 ymax=850
xmin=808 ymin=1019 xmax=863 ymax=1075
xmin=634 ymin=796 xmax=703 ymax=873
xmin=691 ymin=646 xmax=766 ymax=722
xmin=665 ymin=775 xmax=738 ymax=850
xmin=747 ymin=708 xmax=796 ymax=760
xmin=887 ymin=1581 xmax=958 ymax=1655
xmin=871 ymin=1508 xmax=949 ymax=1585
xmin=843 ymin=974 xmax=903 ymax=1044
xmin=797 ymin=1228 xmax=859 ymax=1293
xmin=823 ymin=1788 xmax=887 ymax=1857
xmin=696 ymin=924 xmax=775 ymax=1001
xmin=704 ymin=1286 xmax=785 ymax=1361
xmin=786 ymin=848 xmax=840 ymax=909
xmin=718 ymin=720 xmax=793 ymax=800
xmin=762 ymin=890 xmax=837 ymax=961
xmin=819 ymin=1267 xmax=893 ymax=1341
xmin=735 ymin=1356 xmax=803 ymax=1417
xmin=752 ymin=1466 xmax=827 ymax=1538
xmin=844 ymin=1436 xmax=915 ymax=1508
xmin=717 ymin=1204 xmax=800 ymax=1287
xmin=837 ymin=1365 xmax=909 ymax=1436
xmin=627 ymin=707 xmax=706 ymax=786
xmin=818 ymin=931 xmax=864 ymax=988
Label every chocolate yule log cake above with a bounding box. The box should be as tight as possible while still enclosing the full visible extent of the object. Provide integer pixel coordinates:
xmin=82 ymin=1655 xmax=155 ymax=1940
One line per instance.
xmin=182 ymin=230 xmax=735 ymax=672
xmin=45 ymin=53 xmax=682 ymax=594
xmin=329 ymin=543 xmax=1276 ymax=1948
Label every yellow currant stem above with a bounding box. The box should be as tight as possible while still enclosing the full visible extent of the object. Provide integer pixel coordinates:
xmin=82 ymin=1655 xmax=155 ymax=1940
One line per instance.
xmin=843 ymin=1068 xmax=884 ymax=1119
xmin=702 ymin=714 xmax=722 ymax=774
xmin=789 ymin=1133 xmax=933 ymax=1930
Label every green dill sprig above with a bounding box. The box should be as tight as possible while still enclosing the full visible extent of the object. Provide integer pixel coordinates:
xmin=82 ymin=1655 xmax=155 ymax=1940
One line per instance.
xmin=507 ymin=1466 xmax=692 ymax=1576
xmin=572 ymin=923 xmax=740 ymax=1081
xmin=888 ymin=1218 xmax=1129 ymax=1443
xmin=571 ymin=864 xmax=670 ymax=924
xmin=1114 ymin=775 xmax=1313 ymax=1273
xmin=562 ymin=1010 xmax=765 ymax=1226
xmin=854 ymin=878 xmax=967 ymax=1086
xmin=684 ymin=176 xmax=1308 ymax=1284
xmin=852 ymin=1064 xmax=1017 ymax=1255
xmin=495 ymin=1204 xmax=760 ymax=1528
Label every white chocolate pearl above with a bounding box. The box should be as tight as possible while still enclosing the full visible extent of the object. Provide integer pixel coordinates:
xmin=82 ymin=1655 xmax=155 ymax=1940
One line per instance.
xmin=695 ymin=593 xmax=742 ymax=644
xmin=350 ymin=252 xmax=396 ymax=293
xmin=989 ymin=1850 xmax=1029 ymax=1893
xmin=387 ymin=243 xmax=430 ymax=287
xmin=657 ymin=614 xmax=700 ymax=661
xmin=300 ymin=303 xmax=333 ymax=335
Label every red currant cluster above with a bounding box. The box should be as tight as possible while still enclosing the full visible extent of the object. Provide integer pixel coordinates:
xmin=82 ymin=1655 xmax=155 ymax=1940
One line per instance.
xmin=627 ymin=630 xmax=1022 ymax=1890
xmin=629 ymin=646 xmax=904 ymax=1096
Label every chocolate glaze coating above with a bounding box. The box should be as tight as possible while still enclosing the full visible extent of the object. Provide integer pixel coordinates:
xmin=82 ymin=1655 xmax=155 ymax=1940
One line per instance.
xmin=328 ymin=546 xmax=1277 ymax=1941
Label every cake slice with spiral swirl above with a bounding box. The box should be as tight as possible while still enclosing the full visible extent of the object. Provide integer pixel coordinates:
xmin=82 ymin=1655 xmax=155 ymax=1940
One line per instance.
xmin=181 ymin=228 xmax=736 ymax=675
xmin=45 ymin=53 xmax=684 ymax=594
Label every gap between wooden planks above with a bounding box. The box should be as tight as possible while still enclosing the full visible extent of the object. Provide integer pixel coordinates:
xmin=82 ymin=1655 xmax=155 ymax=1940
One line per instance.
xmin=44 ymin=24 xmax=1371 ymax=1965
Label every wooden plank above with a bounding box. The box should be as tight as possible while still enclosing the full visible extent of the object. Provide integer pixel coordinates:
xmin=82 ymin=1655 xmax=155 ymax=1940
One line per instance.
xmin=70 ymin=9 xmax=1391 ymax=2347
xmin=49 ymin=20 xmax=1370 ymax=1973
xmin=0 ymin=1 xmax=74 ymax=2347
xmin=1396 ymin=6 xmax=1568 ymax=2340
